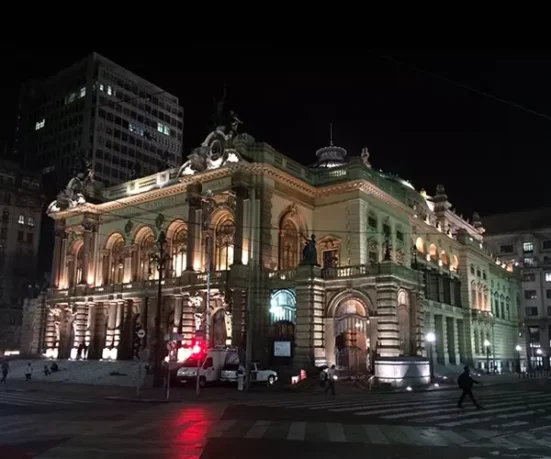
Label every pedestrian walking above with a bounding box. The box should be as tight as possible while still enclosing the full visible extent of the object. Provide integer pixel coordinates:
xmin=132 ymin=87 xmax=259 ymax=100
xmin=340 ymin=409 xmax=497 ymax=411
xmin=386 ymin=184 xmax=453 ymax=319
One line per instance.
xmin=24 ymin=362 xmax=33 ymax=382
xmin=1 ymin=360 xmax=9 ymax=383
xmin=457 ymin=365 xmax=482 ymax=409
xmin=325 ymin=364 xmax=337 ymax=396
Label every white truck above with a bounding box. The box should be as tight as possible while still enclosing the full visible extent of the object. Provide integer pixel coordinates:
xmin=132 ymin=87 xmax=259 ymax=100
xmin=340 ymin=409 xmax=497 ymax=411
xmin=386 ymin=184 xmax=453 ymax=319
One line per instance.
xmin=176 ymin=347 xmax=239 ymax=387
xmin=220 ymin=362 xmax=278 ymax=385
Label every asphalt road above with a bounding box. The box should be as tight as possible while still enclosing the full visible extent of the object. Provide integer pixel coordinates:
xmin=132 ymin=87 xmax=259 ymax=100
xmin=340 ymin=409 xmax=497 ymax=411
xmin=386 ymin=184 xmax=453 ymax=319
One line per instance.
xmin=1 ymin=379 xmax=550 ymax=458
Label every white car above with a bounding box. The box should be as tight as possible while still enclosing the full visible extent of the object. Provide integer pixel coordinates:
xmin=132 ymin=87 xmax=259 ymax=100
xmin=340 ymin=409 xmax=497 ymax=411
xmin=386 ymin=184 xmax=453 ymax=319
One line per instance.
xmin=220 ymin=362 xmax=278 ymax=385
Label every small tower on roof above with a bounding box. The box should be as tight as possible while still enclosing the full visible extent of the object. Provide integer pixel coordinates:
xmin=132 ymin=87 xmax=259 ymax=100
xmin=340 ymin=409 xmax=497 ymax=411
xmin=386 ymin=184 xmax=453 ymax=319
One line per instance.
xmin=311 ymin=123 xmax=348 ymax=168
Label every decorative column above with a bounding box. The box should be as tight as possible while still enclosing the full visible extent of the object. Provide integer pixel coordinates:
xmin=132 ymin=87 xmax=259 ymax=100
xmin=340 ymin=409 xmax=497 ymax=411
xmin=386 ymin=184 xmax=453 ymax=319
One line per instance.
xmin=52 ymin=221 xmax=66 ymax=288
xmin=73 ymin=302 xmax=88 ymax=358
xmin=186 ymin=183 xmax=202 ymax=271
xmin=119 ymin=300 xmax=135 ymax=359
xmin=451 ymin=318 xmax=461 ymax=365
xmin=410 ymin=290 xmax=425 ymax=356
xmin=435 ymin=315 xmax=450 ymax=365
xmin=259 ymin=186 xmax=274 ymax=269
xmin=294 ymin=264 xmax=326 ymax=367
xmin=85 ymin=303 xmax=96 ymax=358
xmin=81 ymin=219 xmax=95 ymax=285
xmin=232 ymin=184 xmax=248 ymax=265
xmin=376 ymin=282 xmax=400 ymax=357
xmin=93 ymin=303 xmax=107 ymax=360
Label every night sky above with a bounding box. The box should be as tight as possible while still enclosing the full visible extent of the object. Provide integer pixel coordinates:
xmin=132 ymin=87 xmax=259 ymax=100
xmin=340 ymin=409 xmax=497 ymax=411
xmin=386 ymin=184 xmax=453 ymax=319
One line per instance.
xmin=1 ymin=48 xmax=550 ymax=218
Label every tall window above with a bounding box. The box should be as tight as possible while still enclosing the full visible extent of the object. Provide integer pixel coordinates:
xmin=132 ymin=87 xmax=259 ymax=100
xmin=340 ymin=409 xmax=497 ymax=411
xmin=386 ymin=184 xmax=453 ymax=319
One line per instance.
xmin=110 ymin=239 xmax=125 ymax=284
xmin=171 ymin=227 xmax=187 ymax=277
xmin=139 ymin=233 xmax=157 ymax=280
xmin=280 ymin=221 xmax=299 ymax=269
xmin=215 ymin=218 xmax=234 ymax=270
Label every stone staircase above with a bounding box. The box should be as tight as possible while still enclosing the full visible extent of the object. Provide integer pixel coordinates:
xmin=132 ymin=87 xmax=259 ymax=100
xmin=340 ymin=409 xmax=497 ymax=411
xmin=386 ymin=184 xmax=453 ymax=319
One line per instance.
xmin=4 ymin=359 xmax=146 ymax=387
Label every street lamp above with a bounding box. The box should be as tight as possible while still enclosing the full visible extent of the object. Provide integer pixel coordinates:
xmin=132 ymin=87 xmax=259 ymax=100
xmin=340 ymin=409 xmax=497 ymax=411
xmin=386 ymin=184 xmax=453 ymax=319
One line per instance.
xmin=483 ymin=339 xmax=491 ymax=374
xmin=515 ymin=345 xmax=522 ymax=376
xmin=426 ymin=332 xmax=436 ymax=381
xmin=152 ymin=230 xmax=171 ymax=388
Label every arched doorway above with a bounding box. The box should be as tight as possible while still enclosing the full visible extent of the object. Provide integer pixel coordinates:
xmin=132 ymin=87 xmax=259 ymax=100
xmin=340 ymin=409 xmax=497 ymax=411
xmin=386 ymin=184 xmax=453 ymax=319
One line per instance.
xmin=333 ymin=298 xmax=371 ymax=372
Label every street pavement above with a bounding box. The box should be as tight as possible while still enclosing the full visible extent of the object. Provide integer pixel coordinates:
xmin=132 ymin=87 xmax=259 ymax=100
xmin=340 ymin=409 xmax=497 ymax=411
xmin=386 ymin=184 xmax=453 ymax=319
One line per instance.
xmin=1 ymin=380 xmax=551 ymax=457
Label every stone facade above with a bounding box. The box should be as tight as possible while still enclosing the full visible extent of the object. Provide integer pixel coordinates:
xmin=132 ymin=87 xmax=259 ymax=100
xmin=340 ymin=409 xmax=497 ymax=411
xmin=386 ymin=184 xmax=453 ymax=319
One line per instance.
xmin=25 ymin=123 xmax=522 ymax=375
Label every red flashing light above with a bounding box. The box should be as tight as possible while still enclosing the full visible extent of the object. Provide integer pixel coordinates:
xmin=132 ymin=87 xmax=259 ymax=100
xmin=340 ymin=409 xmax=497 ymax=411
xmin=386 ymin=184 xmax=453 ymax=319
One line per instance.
xmin=192 ymin=343 xmax=201 ymax=355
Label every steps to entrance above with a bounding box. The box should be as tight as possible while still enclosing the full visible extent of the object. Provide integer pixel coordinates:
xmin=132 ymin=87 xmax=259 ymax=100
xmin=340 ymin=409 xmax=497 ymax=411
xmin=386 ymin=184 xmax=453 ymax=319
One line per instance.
xmin=3 ymin=359 xmax=146 ymax=387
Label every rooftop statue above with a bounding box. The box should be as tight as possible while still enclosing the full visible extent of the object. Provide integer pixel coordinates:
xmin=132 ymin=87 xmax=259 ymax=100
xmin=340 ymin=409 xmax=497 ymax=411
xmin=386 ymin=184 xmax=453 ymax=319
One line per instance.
xmin=48 ymin=155 xmax=96 ymax=212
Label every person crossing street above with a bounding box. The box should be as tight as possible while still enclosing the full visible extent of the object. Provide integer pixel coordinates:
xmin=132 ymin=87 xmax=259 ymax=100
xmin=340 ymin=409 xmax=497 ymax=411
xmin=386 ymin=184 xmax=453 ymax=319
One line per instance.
xmin=457 ymin=365 xmax=482 ymax=409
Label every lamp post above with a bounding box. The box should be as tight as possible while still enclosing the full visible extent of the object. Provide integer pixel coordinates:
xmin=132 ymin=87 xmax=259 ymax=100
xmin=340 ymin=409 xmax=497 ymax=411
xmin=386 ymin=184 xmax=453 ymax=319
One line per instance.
xmin=426 ymin=332 xmax=436 ymax=381
xmin=483 ymin=339 xmax=491 ymax=374
xmin=515 ymin=345 xmax=521 ymax=377
xmin=152 ymin=230 xmax=171 ymax=388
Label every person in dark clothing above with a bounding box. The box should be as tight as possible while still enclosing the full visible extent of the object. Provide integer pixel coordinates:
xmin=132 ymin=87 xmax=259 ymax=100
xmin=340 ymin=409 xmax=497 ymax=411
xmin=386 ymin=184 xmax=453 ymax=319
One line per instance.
xmin=457 ymin=366 xmax=482 ymax=409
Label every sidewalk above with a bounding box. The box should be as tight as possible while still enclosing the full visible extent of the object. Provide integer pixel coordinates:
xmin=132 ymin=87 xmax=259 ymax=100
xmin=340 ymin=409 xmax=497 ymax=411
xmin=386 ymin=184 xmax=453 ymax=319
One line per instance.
xmin=1 ymin=372 xmax=547 ymax=404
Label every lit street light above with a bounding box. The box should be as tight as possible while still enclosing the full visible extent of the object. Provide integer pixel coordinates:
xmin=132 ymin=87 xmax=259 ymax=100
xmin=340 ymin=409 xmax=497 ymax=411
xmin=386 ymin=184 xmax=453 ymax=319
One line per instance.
xmin=426 ymin=332 xmax=436 ymax=381
xmin=484 ymin=339 xmax=491 ymax=374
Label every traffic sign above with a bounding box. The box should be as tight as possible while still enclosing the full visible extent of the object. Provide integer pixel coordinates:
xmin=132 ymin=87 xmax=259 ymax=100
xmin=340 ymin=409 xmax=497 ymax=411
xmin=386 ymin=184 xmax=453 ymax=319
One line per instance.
xmin=137 ymin=329 xmax=146 ymax=339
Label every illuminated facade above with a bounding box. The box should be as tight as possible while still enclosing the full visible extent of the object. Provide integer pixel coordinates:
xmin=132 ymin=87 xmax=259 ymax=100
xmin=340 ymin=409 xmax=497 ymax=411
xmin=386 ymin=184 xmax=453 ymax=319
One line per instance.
xmin=32 ymin=118 xmax=521 ymax=373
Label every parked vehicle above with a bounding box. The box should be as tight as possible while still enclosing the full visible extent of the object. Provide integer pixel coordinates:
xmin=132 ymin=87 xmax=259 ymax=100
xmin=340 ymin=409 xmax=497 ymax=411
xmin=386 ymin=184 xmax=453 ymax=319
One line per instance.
xmin=176 ymin=347 xmax=239 ymax=387
xmin=220 ymin=362 xmax=278 ymax=385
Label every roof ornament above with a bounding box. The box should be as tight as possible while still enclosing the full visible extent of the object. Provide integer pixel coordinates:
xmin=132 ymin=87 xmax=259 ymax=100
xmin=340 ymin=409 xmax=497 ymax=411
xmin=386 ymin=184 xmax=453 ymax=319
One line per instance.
xmin=361 ymin=147 xmax=371 ymax=168
xmin=178 ymin=84 xmax=243 ymax=177
xmin=312 ymin=123 xmax=347 ymax=168
xmin=47 ymin=154 xmax=98 ymax=213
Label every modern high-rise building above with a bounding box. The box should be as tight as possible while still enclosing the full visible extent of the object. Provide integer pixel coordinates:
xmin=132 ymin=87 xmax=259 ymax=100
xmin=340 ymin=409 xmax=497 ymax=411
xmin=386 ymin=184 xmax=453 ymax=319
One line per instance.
xmin=15 ymin=52 xmax=184 ymax=190
xmin=0 ymin=159 xmax=44 ymax=353
xmin=483 ymin=208 xmax=551 ymax=370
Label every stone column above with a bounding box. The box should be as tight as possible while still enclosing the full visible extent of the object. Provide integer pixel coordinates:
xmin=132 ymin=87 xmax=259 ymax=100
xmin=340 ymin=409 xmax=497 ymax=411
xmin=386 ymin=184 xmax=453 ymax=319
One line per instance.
xmin=45 ymin=306 xmax=58 ymax=351
xmin=93 ymin=303 xmax=107 ymax=360
xmin=449 ymin=278 xmax=456 ymax=306
xmin=81 ymin=222 xmax=93 ymax=285
xmin=119 ymin=300 xmax=134 ymax=359
xmin=450 ymin=318 xmax=460 ymax=365
xmin=186 ymin=183 xmax=202 ymax=271
xmin=324 ymin=318 xmax=336 ymax=367
xmin=259 ymin=186 xmax=273 ymax=269
xmin=85 ymin=303 xmax=96 ymax=353
xmin=376 ymin=281 xmax=400 ymax=357
xmin=231 ymin=288 xmax=246 ymax=348
xmin=435 ymin=315 xmax=450 ymax=365
xmin=74 ymin=302 xmax=88 ymax=356
xmin=410 ymin=291 xmax=425 ymax=356
xmin=294 ymin=264 xmax=326 ymax=367
xmin=52 ymin=222 xmax=66 ymax=288
xmin=232 ymin=185 xmax=247 ymax=265
xmin=181 ymin=294 xmax=195 ymax=347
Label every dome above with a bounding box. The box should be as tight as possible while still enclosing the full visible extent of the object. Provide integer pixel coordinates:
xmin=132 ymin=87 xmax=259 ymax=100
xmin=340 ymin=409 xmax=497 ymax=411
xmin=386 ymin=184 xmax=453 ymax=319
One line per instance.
xmin=312 ymin=143 xmax=348 ymax=168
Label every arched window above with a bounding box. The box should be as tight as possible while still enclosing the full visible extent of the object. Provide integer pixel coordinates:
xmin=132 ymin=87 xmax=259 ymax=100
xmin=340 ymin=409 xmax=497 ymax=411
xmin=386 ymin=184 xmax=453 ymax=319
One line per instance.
xmin=68 ymin=243 xmax=84 ymax=288
xmin=215 ymin=217 xmax=234 ymax=270
xmin=269 ymin=289 xmax=296 ymax=324
xmin=110 ymin=238 xmax=125 ymax=284
xmin=415 ymin=237 xmax=426 ymax=254
xmin=279 ymin=220 xmax=299 ymax=269
xmin=451 ymin=254 xmax=459 ymax=272
xmin=170 ymin=225 xmax=187 ymax=277
xmin=137 ymin=231 xmax=157 ymax=281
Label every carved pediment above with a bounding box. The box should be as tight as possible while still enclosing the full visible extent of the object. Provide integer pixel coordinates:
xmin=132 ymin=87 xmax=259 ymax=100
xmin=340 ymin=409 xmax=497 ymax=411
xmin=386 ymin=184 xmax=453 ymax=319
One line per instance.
xmin=318 ymin=235 xmax=342 ymax=251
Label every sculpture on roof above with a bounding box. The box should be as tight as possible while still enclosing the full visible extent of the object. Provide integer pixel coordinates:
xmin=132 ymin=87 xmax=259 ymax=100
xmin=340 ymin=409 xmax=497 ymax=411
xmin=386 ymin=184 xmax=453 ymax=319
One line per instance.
xmin=178 ymin=87 xmax=244 ymax=177
xmin=48 ymin=154 xmax=97 ymax=212
xmin=361 ymin=147 xmax=371 ymax=168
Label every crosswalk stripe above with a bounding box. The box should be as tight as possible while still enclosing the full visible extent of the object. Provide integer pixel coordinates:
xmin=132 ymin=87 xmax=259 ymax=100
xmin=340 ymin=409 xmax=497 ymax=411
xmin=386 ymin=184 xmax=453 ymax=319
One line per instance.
xmin=363 ymin=424 xmax=389 ymax=444
xmin=0 ymin=393 xmax=91 ymax=406
xmin=287 ymin=421 xmax=305 ymax=441
xmin=326 ymin=422 xmax=347 ymax=442
xmin=244 ymin=420 xmax=270 ymax=439
xmin=422 ymin=400 xmax=551 ymax=424
xmin=378 ymin=394 xmax=550 ymax=420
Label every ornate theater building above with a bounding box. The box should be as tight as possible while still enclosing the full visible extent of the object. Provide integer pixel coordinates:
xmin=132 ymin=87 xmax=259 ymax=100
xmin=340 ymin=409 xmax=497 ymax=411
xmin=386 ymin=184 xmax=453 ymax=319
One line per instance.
xmin=32 ymin=113 xmax=522 ymax=381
